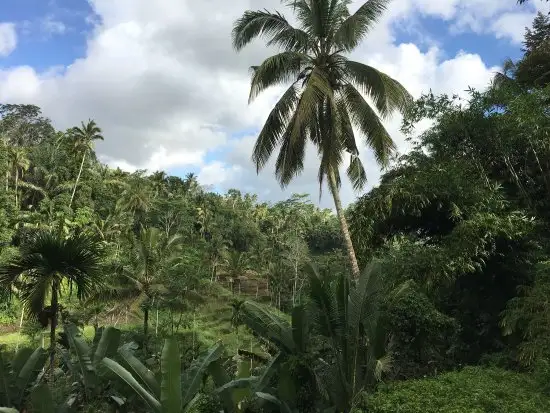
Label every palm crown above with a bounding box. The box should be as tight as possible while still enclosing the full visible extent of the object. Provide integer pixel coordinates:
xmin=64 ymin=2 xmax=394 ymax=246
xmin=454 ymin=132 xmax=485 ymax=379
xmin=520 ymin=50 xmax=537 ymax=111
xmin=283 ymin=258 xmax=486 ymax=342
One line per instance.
xmin=233 ymin=0 xmax=411 ymax=190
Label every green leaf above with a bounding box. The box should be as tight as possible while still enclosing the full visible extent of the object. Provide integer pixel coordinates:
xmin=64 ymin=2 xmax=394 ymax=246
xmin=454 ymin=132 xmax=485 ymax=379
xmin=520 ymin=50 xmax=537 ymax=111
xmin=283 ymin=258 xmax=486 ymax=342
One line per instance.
xmin=277 ymin=364 xmax=297 ymax=407
xmin=117 ymin=344 xmax=160 ymax=397
xmin=160 ymin=338 xmax=181 ymax=413
xmin=100 ymin=357 xmax=161 ymax=413
xmin=255 ymin=392 xmax=294 ymax=413
xmin=208 ymin=360 xmax=235 ymax=413
xmin=291 ymin=306 xmax=308 ymax=353
xmin=64 ymin=324 xmax=97 ymax=396
xmin=239 ymin=301 xmax=295 ymax=353
xmin=0 ymin=408 xmax=20 ymax=413
xmin=30 ymin=384 xmax=55 ymax=413
xmin=254 ymin=353 xmax=282 ymax=393
xmin=181 ymin=342 xmax=224 ymax=406
xmin=10 ymin=349 xmax=32 ymax=378
xmin=0 ymin=352 xmax=11 ymax=407
xmin=93 ymin=326 xmax=121 ymax=366
xmin=215 ymin=377 xmax=257 ymax=394
xmin=15 ymin=348 xmax=47 ymax=407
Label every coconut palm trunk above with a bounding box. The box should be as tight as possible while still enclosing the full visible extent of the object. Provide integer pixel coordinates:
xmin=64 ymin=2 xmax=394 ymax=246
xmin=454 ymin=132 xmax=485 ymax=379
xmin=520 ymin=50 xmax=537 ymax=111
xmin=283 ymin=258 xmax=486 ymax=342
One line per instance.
xmin=69 ymin=150 xmax=86 ymax=209
xmin=50 ymin=280 xmax=59 ymax=377
xmin=14 ymin=168 xmax=18 ymax=209
xmin=328 ymin=169 xmax=360 ymax=279
xmin=143 ymin=306 xmax=149 ymax=352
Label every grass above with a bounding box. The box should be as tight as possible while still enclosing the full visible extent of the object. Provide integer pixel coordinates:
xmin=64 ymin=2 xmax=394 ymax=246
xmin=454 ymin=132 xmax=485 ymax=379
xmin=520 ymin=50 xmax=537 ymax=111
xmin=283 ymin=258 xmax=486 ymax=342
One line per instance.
xmin=0 ymin=325 xmax=97 ymax=350
xmin=0 ymin=282 xmax=267 ymax=359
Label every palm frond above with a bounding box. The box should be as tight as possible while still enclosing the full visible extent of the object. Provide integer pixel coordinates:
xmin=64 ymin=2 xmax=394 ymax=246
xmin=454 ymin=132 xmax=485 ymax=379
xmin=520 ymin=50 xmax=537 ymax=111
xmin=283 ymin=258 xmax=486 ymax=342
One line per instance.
xmin=283 ymin=0 xmax=315 ymax=40
xmin=347 ymin=155 xmax=367 ymax=191
xmin=344 ymin=60 xmax=412 ymax=118
xmin=238 ymin=301 xmax=296 ymax=354
xmin=341 ymin=84 xmax=395 ymax=166
xmin=252 ymin=84 xmax=300 ymax=172
xmin=275 ymin=110 xmax=308 ymax=187
xmin=232 ymin=10 xmax=299 ymax=51
xmin=249 ymin=52 xmax=310 ymax=102
xmin=333 ymin=0 xmax=390 ymax=52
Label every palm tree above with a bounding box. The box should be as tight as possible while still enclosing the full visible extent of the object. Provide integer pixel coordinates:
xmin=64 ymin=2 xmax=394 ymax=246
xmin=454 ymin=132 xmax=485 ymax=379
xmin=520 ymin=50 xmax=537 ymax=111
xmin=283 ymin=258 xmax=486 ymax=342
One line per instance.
xmin=219 ymin=250 xmax=251 ymax=294
xmin=8 ymin=147 xmax=30 ymax=209
xmin=0 ymin=231 xmax=104 ymax=369
xmin=117 ymin=172 xmax=154 ymax=227
xmin=232 ymin=0 xmax=412 ymax=278
xmin=67 ymin=120 xmax=104 ymax=209
xmin=103 ymin=227 xmax=182 ymax=350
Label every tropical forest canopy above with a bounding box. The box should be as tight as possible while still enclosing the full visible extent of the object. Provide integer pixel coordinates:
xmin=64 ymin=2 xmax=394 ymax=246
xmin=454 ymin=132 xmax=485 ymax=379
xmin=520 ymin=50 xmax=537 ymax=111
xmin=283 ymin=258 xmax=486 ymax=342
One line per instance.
xmin=0 ymin=1 xmax=549 ymax=413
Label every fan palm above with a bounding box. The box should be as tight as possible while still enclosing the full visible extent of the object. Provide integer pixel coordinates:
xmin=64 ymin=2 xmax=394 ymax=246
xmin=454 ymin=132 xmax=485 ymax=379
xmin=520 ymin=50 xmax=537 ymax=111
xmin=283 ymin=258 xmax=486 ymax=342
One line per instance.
xmin=233 ymin=0 xmax=412 ymax=278
xmin=66 ymin=120 xmax=104 ymax=209
xmin=0 ymin=231 xmax=104 ymax=369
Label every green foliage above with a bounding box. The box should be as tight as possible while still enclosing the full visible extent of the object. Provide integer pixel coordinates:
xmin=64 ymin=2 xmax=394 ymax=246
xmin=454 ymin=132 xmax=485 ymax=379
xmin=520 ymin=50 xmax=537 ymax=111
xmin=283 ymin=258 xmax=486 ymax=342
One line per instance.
xmin=101 ymin=338 xmax=226 ymax=413
xmin=0 ymin=346 xmax=47 ymax=410
xmin=363 ymin=367 xmax=550 ymax=413
xmin=382 ymin=284 xmax=459 ymax=379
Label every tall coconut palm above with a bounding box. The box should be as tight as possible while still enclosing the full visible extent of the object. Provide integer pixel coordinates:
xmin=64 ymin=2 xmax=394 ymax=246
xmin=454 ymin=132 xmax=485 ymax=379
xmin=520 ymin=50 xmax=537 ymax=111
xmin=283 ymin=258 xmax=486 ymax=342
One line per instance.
xmin=8 ymin=147 xmax=30 ymax=209
xmin=233 ymin=0 xmax=412 ymax=278
xmin=67 ymin=120 xmax=104 ymax=209
xmin=0 ymin=231 xmax=104 ymax=369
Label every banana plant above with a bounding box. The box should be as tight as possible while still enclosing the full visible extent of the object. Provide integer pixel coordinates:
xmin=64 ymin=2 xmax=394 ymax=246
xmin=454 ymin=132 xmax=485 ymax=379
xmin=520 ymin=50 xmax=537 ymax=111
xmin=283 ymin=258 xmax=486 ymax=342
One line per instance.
xmin=101 ymin=337 xmax=225 ymax=413
xmin=0 ymin=346 xmax=48 ymax=411
xmin=60 ymin=323 xmax=122 ymax=399
xmin=59 ymin=323 xmax=127 ymax=412
xmin=2 ymin=382 xmax=94 ymax=413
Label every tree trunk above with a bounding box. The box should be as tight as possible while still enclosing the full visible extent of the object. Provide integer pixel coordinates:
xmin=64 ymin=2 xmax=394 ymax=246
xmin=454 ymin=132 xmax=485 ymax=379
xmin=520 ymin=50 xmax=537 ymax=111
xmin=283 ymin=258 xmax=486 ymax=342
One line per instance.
xmin=143 ymin=307 xmax=149 ymax=353
xmin=14 ymin=168 xmax=18 ymax=209
xmin=328 ymin=169 xmax=360 ymax=279
xmin=15 ymin=308 xmax=24 ymax=351
xmin=292 ymin=258 xmax=298 ymax=306
xmin=50 ymin=282 xmax=59 ymax=380
xmin=69 ymin=151 xmax=86 ymax=209
xmin=155 ymin=307 xmax=159 ymax=336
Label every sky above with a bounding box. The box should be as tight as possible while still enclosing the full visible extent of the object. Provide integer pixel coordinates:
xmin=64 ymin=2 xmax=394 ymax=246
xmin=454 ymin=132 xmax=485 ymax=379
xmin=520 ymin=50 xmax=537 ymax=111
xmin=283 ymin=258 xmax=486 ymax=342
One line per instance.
xmin=0 ymin=0 xmax=549 ymax=208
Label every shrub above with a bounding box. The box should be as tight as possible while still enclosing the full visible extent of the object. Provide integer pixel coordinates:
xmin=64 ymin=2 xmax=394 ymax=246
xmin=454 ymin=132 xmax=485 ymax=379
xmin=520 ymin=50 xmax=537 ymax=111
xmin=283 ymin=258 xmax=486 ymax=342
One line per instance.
xmin=361 ymin=366 xmax=550 ymax=413
xmin=382 ymin=286 xmax=459 ymax=379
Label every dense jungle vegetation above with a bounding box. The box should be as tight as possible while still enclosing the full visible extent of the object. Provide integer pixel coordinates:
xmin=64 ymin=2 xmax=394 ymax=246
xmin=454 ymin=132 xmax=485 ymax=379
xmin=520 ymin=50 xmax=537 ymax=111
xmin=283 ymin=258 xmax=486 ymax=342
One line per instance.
xmin=0 ymin=1 xmax=549 ymax=412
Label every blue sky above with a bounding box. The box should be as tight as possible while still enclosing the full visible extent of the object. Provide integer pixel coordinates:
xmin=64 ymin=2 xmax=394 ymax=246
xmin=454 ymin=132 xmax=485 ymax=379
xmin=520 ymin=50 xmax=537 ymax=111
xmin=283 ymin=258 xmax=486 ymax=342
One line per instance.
xmin=0 ymin=0 xmax=547 ymax=205
xmin=0 ymin=0 xmax=95 ymax=70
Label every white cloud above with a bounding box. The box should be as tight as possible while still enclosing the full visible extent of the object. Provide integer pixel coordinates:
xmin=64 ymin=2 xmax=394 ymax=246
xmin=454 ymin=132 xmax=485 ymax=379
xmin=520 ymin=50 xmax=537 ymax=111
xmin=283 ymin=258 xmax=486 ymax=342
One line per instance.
xmin=41 ymin=15 xmax=67 ymax=36
xmin=0 ymin=0 xmax=530 ymax=207
xmin=0 ymin=23 xmax=17 ymax=57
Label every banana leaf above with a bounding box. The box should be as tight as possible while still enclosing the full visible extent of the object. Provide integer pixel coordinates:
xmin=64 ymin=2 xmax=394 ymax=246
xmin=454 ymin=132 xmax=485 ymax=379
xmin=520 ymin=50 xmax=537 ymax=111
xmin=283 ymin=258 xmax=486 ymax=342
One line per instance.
xmin=181 ymin=342 xmax=224 ymax=406
xmin=101 ymin=357 xmax=161 ymax=413
xmin=117 ymin=344 xmax=160 ymax=397
xmin=160 ymin=338 xmax=181 ymax=413
xmin=15 ymin=348 xmax=47 ymax=407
